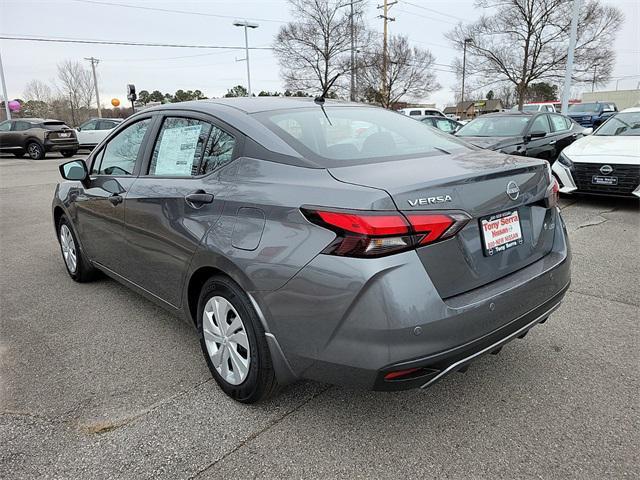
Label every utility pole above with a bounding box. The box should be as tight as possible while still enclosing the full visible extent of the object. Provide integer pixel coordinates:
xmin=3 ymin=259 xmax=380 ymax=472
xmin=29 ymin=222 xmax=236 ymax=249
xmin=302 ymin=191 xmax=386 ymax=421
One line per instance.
xmin=85 ymin=57 xmax=101 ymax=118
xmin=591 ymin=64 xmax=598 ymax=93
xmin=69 ymin=92 xmax=76 ymax=126
xmin=233 ymin=20 xmax=259 ymax=97
xmin=461 ymin=38 xmax=473 ymax=116
xmin=0 ymin=47 xmax=10 ymax=120
xmin=377 ymin=0 xmax=397 ymax=107
xmin=561 ymin=0 xmax=581 ymax=115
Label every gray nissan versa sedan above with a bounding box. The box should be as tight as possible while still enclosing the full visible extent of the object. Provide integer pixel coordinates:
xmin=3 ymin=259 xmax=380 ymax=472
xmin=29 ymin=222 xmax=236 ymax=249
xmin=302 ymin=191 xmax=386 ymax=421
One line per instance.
xmin=52 ymin=98 xmax=571 ymax=403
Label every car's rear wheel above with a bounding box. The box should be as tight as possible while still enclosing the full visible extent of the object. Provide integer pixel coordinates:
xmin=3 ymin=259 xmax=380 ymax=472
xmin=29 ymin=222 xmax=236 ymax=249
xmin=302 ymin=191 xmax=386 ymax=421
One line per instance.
xmin=57 ymin=215 xmax=97 ymax=282
xmin=26 ymin=142 xmax=45 ymax=160
xmin=61 ymin=150 xmax=78 ymax=158
xmin=197 ymin=276 xmax=278 ymax=403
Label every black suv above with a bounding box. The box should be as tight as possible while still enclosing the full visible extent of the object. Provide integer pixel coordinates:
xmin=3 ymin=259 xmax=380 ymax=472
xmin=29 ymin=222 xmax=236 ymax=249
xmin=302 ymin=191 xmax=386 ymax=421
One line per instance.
xmin=0 ymin=118 xmax=79 ymax=159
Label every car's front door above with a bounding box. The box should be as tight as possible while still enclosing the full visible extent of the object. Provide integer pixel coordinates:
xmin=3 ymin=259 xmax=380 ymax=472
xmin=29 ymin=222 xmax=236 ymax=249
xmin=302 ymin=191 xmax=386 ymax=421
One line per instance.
xmin=0 ymin=120 xmax=15 ymax=150
xmin=77 ymin=119 xmax=100 ymax=146
xmin=524 ymin=114 xmax=555 ymax=160
xmin=73 ymin=117 xmax=154 ymax=273
xmin=123 ymin=113 xmax=239 ymax=307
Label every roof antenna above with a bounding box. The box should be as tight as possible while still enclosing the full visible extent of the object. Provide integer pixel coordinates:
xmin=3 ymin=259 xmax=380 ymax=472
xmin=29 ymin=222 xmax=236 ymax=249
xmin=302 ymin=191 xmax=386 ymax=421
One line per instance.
xmin=314 ymin=73 xmax=341 ymax=126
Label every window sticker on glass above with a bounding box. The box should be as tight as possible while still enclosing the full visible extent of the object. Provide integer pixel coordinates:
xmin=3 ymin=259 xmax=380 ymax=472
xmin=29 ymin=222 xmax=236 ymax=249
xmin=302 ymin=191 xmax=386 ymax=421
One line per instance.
xmin=156 ymin=124 xmax=202 ymax=175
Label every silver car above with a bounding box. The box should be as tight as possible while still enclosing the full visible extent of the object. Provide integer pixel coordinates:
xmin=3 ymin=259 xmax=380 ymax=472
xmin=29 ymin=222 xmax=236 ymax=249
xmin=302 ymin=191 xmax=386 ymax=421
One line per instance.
xmin=52 ymin=98 xmax=571 ymax=403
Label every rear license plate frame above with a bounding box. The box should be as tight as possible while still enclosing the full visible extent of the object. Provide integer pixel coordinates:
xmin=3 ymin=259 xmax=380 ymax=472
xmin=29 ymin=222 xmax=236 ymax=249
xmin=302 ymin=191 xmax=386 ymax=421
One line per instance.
xmin=479 ymin=209 xmax=524 ymax=257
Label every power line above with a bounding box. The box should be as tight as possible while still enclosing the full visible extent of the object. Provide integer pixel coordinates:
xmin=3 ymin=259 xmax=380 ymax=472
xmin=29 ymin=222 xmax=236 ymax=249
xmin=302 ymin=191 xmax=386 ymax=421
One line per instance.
xmin=402 ymin=1 xmax=466 ymax=22
xmin=0 ymin=35 xmax=274 ymax=50
xmin=68 ymin=0 xmax=287 ymax=23
xmin=395 ymin=8 xmax=458 ymax=26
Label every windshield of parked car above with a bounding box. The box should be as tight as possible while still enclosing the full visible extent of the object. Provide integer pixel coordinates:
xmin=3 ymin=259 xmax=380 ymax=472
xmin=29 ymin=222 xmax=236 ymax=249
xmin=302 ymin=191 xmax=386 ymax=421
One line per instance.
xmin=594 ymin=112 xmax=640 ymax=136
xmin=455 ymin=115 xmax=531 ymax=137
xmin=568 ymin=103 xmax=602 ymax=113
xmin=254 ymin=106 xmax=471 ymax=166
xmin=522 ymin=105 xmax=540 ymax=112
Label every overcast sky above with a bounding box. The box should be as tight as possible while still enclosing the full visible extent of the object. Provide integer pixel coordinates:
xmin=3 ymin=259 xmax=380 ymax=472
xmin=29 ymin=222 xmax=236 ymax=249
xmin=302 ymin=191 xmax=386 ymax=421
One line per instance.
xmin=1 ymin=0 xmax=638 ymax=109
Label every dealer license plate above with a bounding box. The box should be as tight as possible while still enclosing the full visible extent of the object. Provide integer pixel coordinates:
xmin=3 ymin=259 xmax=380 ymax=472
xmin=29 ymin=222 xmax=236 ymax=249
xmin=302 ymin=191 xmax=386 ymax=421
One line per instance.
xmin=592 ymin=175 xmax=617 ymax=186
xmin=59 ymin=132 xmax=70 ymax=138
xmin=480 ymin=209 xmax=523 ymax=256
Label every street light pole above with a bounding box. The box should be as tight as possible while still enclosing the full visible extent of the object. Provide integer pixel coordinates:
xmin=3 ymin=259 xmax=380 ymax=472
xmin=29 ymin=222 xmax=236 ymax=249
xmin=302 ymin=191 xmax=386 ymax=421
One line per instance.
xmin=591 ymin=64 xmax=598 ymax=93
xmin=233 ymin=20 xmax=259 ymax=97
xmin=561 ymin=0 xmax=581 ymax=115
xmin=0 ymin=47 xmax=11 ymax=120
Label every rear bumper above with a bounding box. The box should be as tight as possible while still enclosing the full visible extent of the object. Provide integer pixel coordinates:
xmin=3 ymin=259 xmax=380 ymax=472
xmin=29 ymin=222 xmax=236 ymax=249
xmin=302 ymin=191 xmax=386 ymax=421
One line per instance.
xmin=45 ymin=140 xmax=79 ymax=152
xmin=261 ymin=210 xmax=571 ymax=390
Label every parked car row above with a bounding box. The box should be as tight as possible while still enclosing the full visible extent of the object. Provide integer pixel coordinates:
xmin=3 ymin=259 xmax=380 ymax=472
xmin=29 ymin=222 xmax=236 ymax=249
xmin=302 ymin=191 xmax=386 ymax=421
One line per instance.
xmin=0 ymin=117 xmax=123 ymax=159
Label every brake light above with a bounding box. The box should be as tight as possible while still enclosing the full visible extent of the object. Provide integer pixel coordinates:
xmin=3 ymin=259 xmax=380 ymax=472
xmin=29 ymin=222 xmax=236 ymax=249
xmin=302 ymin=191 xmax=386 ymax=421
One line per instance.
xmin=546 ymin=176 xmax=560 ymax=208
xmin=302 ymin=208 xmax=470 ymax=258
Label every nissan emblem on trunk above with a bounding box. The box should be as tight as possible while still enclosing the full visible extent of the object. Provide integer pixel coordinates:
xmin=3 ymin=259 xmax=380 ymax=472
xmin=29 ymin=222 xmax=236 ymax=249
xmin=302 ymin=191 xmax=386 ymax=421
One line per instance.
xmin=600 ymin=164 xmax=613 ymax=175
xmin=506 ymin=181 xmax=520 ymax=200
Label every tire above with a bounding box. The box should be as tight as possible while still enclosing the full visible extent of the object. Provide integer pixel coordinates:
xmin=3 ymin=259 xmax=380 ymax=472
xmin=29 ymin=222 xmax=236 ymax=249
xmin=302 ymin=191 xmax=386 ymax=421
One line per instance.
xmin=57 ymin=214 xmax=97 ymax=282
xmin=197 ymin=276 xmax=278 ymax=403
xmin=26 ymin=142 xmax=45 ymax=160
xmin=13 ymin=151 xmax=25 ymax=158
xmin=61 ymin=150 xmax=78 ymax=158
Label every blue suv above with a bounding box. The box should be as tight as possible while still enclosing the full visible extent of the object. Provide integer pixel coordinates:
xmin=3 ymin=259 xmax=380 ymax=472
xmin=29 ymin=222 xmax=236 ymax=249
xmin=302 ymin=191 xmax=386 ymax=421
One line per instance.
xmin=567 ymin=101 xmax=618 ymax=128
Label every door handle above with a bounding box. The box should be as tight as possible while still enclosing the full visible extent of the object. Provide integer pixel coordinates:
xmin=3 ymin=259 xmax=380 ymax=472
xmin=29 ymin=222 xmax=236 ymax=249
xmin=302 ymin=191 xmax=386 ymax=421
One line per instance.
xmin=548 ymin=140 xmax=556 ymax=145
xmin=108 ymin=193 xmax=123 ymax=206
xmin=185 ymin=190 xmax=214 ymax=208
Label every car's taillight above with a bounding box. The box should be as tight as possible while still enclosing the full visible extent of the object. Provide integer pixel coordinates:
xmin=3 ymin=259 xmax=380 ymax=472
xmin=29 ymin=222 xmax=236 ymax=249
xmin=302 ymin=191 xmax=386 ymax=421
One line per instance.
xmin=302 ymin=208 xmax=470 ymax=258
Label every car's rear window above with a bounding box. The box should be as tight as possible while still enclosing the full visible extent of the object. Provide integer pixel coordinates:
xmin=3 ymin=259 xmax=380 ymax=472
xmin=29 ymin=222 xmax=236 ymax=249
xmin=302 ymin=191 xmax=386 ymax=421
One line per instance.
xmin=253 ymin=106 xmax=470 ymax=167
xmin=43 ymin=121 xmax=69 ymax=130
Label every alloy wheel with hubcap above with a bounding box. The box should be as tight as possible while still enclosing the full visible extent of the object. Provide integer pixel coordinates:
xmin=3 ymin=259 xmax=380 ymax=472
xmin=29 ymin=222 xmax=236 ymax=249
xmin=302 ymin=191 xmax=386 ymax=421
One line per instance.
xmin=59 ymin=224 xmax=77 ymax=274
xmin=27 ymin=143 xmax=44 ymax=160
xmin=202 ymin=296 xmax=251 ymax=385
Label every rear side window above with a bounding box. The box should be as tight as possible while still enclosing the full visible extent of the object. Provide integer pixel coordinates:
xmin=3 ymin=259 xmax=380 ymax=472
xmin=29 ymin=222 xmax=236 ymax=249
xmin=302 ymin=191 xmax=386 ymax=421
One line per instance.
xmin=13 ymin=121 xmax=31 ymax=131
xmin=529 ymin=115 xmax=551 ymax=134
xmin=549 ymin=115 xmax=567 ymax=132
xmin=148 ymin=117 xmax=236 ymax=176
xmin=434 ymin=118 xmax=456 ymax=133
xmin=0 ymin=121 xmax=10 ymax=131
xmin=149 ymin=117 xmax=212 ymax=176
xmin=409 ymin=110 xmax=422 ymax=116
xmin=93 ymin=118 xmax=151 ymax=175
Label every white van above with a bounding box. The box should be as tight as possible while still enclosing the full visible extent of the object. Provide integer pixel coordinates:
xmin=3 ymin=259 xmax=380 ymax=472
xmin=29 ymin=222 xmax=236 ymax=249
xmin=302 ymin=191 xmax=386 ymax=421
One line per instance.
xmin=398 ymin=107 xmax=445 ymax=117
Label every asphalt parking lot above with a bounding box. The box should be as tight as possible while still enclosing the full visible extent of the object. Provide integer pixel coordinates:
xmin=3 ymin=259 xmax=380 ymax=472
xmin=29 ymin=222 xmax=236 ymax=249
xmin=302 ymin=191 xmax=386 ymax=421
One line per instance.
xmin=1 ymin=152 xmax=638 ymax=479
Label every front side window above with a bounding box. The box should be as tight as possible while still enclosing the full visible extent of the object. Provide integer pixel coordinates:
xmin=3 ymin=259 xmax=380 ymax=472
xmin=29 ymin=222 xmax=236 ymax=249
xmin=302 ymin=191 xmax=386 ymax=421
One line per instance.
xmin=409 ymin=110 xmax=422 ymax=116
xmin=255 ymin=106 xmax=469 ymax=166
xmin=97 ymin=120 xmax=119 ymax=130
xmin=549 ymin=114 xmax=567 ymax=132
xmin=149 ymin=117 xmax=212 ymax=176
xmin=80 ymin=120 xmax=97 ymax=131
xmin=93 ymin=118 xmax=151 ymax=175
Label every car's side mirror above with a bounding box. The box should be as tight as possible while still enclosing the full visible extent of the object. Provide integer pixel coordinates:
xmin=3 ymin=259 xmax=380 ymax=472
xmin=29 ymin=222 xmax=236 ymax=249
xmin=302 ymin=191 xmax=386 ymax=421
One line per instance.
xmin=528 ymin=130 xmax=547 ymax=139
xmin=583 ymin=127 xmax=593 ymax=135
xmin=76 ymin=126 xmax=82 ymax=131
xmin=59 ymin=159 xmax=88 ymax=182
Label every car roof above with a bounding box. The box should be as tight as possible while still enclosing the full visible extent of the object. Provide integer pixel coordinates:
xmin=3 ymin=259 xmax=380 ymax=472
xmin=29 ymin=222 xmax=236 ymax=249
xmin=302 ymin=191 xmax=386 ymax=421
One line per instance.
xmin=12 ymin=118 xmax=68 ymax=123
xmin=147 ymin=97 xmax=368 ymax=115
xmin=621 ymin=107 xmax=640 ymax=113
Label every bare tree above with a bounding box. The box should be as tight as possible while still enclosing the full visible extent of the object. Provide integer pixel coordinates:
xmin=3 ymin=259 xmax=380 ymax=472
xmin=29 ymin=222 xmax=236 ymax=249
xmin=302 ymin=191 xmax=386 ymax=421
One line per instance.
xmin=273 ymin=0 xmax=368 ymax=96
xmin=56 ymin=60 xmax=95 ymax=118
xmin=447 ymin=0 xmax=623 ymax=109
xmin=359 ymin=35 xmax=440 ymax=108
xmin=23 ymin=79 xmax=53 ymax=103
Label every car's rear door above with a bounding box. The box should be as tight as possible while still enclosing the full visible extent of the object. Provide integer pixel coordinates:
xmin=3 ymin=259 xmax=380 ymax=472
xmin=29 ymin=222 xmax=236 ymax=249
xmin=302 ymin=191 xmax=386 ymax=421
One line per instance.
xmin=524 ymin=114 xmax=555 ymax=160
xmin=123 ymin=112 xmax=240 ymax=307
xmin=548 ymin=113 xmax=577 ymax=159
xmin=73 ymin=116 xmax=154 ymax=274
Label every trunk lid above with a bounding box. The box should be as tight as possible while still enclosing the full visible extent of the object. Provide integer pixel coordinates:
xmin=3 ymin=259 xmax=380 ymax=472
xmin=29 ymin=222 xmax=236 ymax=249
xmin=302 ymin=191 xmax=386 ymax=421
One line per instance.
xmin=328 ymin=150 xmax=556 ymax=298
